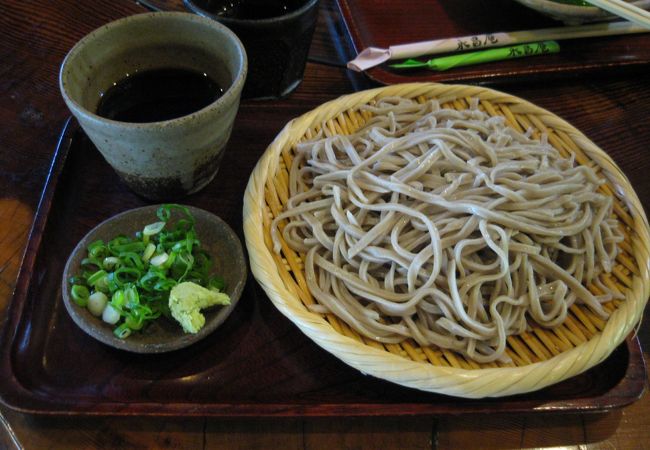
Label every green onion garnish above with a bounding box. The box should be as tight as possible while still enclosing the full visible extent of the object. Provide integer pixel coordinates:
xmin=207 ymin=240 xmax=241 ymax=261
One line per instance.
xmin=71 ymin=285 xmax=90 ymax=307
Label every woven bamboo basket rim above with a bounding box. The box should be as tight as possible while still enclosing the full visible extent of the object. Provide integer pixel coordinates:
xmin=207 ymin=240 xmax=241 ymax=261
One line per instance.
xmin=243 ymin=82 xmax=650 ymax=398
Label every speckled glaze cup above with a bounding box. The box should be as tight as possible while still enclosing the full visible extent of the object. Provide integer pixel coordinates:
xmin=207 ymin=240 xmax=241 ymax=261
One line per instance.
xmin=59 ymin=12 xmax=247 ymax=200
xmin=184 ymin=0 xmax=319 ymax=100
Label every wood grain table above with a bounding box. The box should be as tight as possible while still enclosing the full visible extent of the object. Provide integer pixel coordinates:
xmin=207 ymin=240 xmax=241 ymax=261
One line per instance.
xmin=0 ymin=0 xmax=649 ymax=448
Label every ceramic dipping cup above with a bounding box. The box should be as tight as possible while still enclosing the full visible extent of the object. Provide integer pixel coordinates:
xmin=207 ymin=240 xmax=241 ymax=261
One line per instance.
xmin=59 ymin=12 xmax=247 ymax=200
xmin=184 ymin=0 xmax=319 ymax=100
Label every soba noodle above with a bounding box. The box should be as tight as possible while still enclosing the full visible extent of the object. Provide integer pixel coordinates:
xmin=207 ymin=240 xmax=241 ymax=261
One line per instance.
xmin=271 ymin=97 xmax=623 ymax=363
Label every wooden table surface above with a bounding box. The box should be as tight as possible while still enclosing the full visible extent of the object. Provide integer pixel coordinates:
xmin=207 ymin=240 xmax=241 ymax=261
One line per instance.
xmin=1 ymin=0 xmax=649 ymax=448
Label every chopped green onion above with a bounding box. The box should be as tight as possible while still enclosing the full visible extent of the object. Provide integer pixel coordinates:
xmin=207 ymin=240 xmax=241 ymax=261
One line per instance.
xmin=139 ymin=270 xmax=164 ymax=291
xmin=150 ymin=252 xmax=169 ymax=267
xmin=124 ymin=285 xmax=140 ymax=308
xmin=111 ymin=290 xmax=126 ymax=309
xmin=88 ymin=291 xmax=108 ymax=316
xmin=71 ymin=285 xmax=90 ymax=306
xmin=87 ymin=270 xmax=107 ymax=286
xmin=120 ymin=252 xmax=145 ymax=270
xmin=113 ymin=323 xmax=132 ymax=339
xmin=153 ymin=278 xmax=177 ymax=291
xmin=106 ymin=272 xmax=119 ymax=292
xmin=102 ymin=303 xmax=121 ymax=325
xmin=143 ymin=221 xmax=165 ymax=236
xmin=125 ymin=310 xmax=145 ymax=330
xmin=113 ymin=267 xmax=141 ymax=286
xmin=142 ymin=243 xmax=156 ymax=262
xmin=162 ymin=251 xmax=177 ymax=270
xmin=172 ymin=251 xmax=194 ymax=280
xmin=88 ymin=240 xmax=108 ymax=259
xmin=103 ymin=256 xmax=121 ymax=270
xmin=80 ymin=257 xmax=102 ymax=271
xmin=111 ymin=241 xmax=146 ymax=254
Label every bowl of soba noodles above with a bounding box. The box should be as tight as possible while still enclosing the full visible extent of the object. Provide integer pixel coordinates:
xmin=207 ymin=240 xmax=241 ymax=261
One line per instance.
xmin=243 ymin=83 xmax=650 ymax=398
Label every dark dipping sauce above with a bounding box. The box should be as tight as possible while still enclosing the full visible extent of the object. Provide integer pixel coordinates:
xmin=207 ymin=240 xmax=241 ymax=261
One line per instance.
xmin=199 ymin=0 xmax=305 ymax=19
xmin=96 ymin=68 xmax=225 ymax=123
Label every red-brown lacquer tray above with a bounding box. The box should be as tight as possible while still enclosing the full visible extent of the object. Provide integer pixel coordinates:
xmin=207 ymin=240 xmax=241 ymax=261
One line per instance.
xmin=0 ymin=119 xmax=645 ymax=416
xmin=337 ymin=0 xmax=650 ymax=86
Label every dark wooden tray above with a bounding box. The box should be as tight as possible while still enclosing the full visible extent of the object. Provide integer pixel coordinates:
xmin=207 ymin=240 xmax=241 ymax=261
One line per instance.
xmin=0 ymin=118 xmax=646 ymax=417
xmin=337 ymin=0 xmax=650 ymax=86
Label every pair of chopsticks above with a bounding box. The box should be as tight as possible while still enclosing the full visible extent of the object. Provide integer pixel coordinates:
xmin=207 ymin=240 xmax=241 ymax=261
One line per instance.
xmin=588 ymin=0 xmax=650 ymax=29
xmin=347 ymin=21 xmax=648 ymax=72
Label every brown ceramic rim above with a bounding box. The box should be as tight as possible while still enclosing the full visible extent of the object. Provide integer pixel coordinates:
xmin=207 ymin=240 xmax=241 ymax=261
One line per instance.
xmin=184 ymin=0 xmax=319 ymax=25
xmin=58 ymin=12 xmax=247 ymax=129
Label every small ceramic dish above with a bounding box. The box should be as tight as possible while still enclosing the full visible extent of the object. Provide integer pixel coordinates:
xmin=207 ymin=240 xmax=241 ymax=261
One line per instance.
xmin=513 ymin=0 xmax=650 ymax=23
xmin=61 ymin=205 xmax=247 ymax=353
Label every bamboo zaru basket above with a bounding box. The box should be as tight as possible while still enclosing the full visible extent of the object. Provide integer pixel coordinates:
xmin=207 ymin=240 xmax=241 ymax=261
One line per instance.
xmin=243 ymin=83 xmax=650 ymax=398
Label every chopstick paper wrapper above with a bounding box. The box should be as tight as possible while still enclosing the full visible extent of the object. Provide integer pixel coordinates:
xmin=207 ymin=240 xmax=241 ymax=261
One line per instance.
xmin=347 ymin=21 xmax=647 ymax=72
xmin=391 ymin=41 xmax=560 ymax=71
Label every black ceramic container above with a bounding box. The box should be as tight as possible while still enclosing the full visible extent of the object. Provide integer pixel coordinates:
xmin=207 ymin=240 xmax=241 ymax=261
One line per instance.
xmin=185 ymin=0 xmax=320 ymax=100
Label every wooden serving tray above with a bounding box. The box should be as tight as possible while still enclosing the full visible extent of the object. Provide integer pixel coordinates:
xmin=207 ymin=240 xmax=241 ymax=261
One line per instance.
xmin=337 ymin=0 xmax=650 ymax=86
xmin=0 ymin=119 xmax=645 ymax=416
